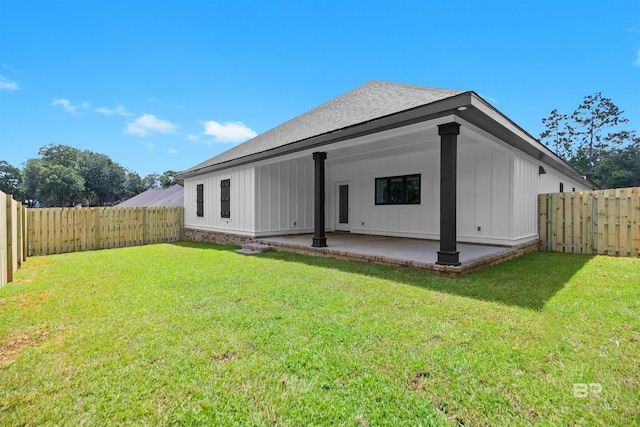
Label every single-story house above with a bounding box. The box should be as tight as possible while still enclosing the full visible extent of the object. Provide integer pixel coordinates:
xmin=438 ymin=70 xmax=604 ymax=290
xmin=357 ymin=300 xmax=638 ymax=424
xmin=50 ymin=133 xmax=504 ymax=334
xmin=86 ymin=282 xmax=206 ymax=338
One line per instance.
xmin=116 ymin=184 xmax=184 ymax=207
xmin=176 ymin=81 xmax=596 ymax=265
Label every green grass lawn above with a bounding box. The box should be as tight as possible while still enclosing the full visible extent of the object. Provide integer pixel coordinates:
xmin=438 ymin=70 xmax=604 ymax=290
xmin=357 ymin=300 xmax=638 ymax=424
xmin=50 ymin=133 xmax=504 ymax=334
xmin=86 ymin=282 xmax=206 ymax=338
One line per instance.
xmin=0 ymin=242 xmax=638 ymax=426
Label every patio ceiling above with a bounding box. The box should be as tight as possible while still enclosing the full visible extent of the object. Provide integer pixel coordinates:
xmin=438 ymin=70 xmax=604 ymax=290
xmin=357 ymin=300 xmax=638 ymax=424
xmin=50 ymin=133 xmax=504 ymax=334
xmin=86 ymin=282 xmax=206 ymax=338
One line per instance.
xmin=255 ymin=115 xmax=494 ymax=167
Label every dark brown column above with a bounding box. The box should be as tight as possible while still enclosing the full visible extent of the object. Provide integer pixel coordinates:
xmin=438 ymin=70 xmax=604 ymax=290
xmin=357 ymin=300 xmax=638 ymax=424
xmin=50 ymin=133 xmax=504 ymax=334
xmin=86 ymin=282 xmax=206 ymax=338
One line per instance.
xmin=312 ymin=151 xmax=327 ymax=247
xmin=437 ymin=122 xmax=461 ymax=266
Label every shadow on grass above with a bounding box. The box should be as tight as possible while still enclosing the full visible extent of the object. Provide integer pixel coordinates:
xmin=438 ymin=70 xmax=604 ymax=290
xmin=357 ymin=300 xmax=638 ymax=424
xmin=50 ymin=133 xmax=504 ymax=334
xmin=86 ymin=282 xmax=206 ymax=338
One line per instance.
xmin=264 ymin=250 xmax=595 ymax=310
xmin=170 ymin=241 xmax=594 ymax=310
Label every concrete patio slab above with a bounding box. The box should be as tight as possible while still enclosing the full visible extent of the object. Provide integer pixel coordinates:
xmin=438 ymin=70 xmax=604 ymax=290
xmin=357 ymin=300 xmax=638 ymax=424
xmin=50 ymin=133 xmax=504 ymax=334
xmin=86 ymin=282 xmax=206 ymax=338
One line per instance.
xmin=255 ymin=233 xmax=540 ymax=277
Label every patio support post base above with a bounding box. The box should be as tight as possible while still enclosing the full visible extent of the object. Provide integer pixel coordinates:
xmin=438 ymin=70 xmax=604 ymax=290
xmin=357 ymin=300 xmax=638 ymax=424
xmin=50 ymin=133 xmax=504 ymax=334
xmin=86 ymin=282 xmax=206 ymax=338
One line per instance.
xmin=437 ymin=122 xmax=461 ymax=266
xmin=436 ymin=250 xmax=461 ymax=267
xmin=312 ymin=237 xmax=327 ymax=247
xmin=312 ymin=151 xmax=328 ymax=248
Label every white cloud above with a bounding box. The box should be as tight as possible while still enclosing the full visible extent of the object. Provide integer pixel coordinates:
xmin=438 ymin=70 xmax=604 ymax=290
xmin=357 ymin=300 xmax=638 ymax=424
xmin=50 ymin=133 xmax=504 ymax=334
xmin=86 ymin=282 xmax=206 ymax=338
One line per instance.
xmin=50 ymin=98 xmax=89 ymax=113
xmin=186 ymin=134 xmax=200 ymax=142
xmin=167 ymin=147 xmax=179 ymax=154
xmin=126 ymin=114 xmax=177 ymax=136
xmin=0 ymin=75 xmax=19 ymax=91
xmin=633 ymin=48 xmax=640 ymax=67
xmin=96 ymin=104 xmax=134 ymax=117
xmin=202 ymin=120 xmax=257 ymax=143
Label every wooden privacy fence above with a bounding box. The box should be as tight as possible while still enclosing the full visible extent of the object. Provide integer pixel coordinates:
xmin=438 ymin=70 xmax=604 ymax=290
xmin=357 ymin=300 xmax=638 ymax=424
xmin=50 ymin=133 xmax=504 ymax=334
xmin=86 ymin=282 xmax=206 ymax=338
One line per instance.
xmin=28 ymin=206 xmax=183 ymax=256
xmin=539 ymin=187 xmax=640 ymax=257
xmin=1 ymin=191 xmax=28 ymax=287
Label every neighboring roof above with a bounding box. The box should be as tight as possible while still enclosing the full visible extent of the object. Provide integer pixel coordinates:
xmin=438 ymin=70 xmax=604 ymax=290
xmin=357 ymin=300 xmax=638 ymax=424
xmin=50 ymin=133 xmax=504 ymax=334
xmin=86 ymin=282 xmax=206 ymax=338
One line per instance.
xmin=116 ymin=184 xmax=184 ymax=207
xmin=178 ymin=81 xmax=466 ymax=177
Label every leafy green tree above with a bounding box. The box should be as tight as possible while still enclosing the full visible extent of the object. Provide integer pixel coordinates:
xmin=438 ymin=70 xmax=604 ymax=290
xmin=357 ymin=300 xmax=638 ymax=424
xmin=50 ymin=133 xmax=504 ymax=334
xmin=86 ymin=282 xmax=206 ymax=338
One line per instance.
xmin=80 ymin=151 xmax=126 ymax=205
xmin=38 ymin=164 xmax=85 ymax=207
xmin=591 ymin=137 xmax=640 ymax=189
xmin=159 ymin=170 xmax=183 ymax=188
xmin=20 ymin=158 xmax=44 ymax=206
xmin=540 ymin=93 xmax=638 ymax=188
xmin=124 ymin=170 xmax=145 ymax=199
xmin=143 ymin=173 xmax=161 ymax=190
xmin=0 ymin=160 xmax=23 ymax=199
xmin=20 ymin=143 xmax=131 ymax=206
xmin=38 ymin=144 xmax=82 ymax=169
xmin=570 ymin=92 xmax=630 ymax=173
xmin=20 ymin=144 xmax=84 ymax=206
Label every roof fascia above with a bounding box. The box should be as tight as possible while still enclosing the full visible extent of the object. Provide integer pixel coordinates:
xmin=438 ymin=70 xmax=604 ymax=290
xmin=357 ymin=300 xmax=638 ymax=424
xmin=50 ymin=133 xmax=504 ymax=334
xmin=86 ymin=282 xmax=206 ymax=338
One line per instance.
xmin=458 ymin=93 xmax=598 ymax=188
xmin=177 ymin=92 xmax=473 ymax=179
xmin=178 ymin=90 xmax=597 ymax=190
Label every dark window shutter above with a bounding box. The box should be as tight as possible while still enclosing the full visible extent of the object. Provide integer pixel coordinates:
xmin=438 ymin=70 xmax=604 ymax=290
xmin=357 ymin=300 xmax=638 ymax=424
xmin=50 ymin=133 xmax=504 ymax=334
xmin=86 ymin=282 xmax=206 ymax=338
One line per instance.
xmin=220 ymin=179 xmax=230 ymax=218
xmin=196 ymin=184 xmax=204 ymax=217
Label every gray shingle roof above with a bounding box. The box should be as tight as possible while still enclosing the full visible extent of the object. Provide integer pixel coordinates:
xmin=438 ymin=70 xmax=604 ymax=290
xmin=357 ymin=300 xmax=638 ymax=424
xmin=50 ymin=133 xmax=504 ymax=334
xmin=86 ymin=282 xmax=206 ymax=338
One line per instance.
xmin=181 ymin=80 xmax=465 ymax=175
xmin=116 ymin=184 xmax=184 ymax=207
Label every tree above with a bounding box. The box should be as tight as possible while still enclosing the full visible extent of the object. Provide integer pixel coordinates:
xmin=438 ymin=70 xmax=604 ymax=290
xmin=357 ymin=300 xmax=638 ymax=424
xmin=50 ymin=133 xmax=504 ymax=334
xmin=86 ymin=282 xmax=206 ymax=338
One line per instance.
xmin=38 ymin=164 xmax=85 ymax=207
xmin=540 ymin=109 xmax=573 ymax=160
xmin=20 ymin=143 xmax=131 ymax=206
xmin=142 ymin=173 xmax=161 ymax=190
xmin=80 ymin=151 xmax=126 ymax=205
xmin=21 ymin=144 xmax=84 ymax=206
xmin=570 ymin=92 xmax=630 ymax=173
xmin=159 ymin=170 xmax=183 ymax=188
xmin=590 ymin=137 xmax=640 ymax=189
xmin=0 ymin=160 xmax=23 ymax=198
xmin=124 ymin=170 xmax=145 ymax=199
xmin=38 ymin=144 xmax=81 ymax=169
xmin=540 ymin=93 xmax=638 ymax=188
xmin=21 ymin=158 xmax=44 ymax=207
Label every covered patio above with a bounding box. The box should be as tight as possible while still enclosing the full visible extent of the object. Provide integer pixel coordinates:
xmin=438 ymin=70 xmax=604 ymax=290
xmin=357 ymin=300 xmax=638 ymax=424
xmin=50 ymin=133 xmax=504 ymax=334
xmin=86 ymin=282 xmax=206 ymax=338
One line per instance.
xmin=255 ymin=233 xmax=540 ymax=277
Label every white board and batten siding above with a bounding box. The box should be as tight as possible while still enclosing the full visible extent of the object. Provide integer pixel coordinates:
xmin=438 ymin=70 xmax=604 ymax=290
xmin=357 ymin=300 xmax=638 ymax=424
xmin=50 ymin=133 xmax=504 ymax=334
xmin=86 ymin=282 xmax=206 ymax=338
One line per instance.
xmin=184 ymin=166 xmax=256 ymax=235
xmin=456 ymin=138 xmax=513 ymax=244
xmin=183 ymin=136 xmax=592 ymax=246
xmin=329 ymin=145 xmax=440 ymax=239
xmin=512 ymin=152 xmax=591 ymax=240
xmin=255 ymin=158 xmax=314 ymax=235
xmin=183 ymin=157 xmax=314 ymax=237
xmin=328 ymin=138 xmax=516 ymax=245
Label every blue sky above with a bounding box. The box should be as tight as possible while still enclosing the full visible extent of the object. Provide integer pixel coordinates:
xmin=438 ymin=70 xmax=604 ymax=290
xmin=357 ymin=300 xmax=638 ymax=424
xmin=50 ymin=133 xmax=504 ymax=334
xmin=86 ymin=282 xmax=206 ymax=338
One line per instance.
xmin=1 ymin=0 xmax=639 ymax=177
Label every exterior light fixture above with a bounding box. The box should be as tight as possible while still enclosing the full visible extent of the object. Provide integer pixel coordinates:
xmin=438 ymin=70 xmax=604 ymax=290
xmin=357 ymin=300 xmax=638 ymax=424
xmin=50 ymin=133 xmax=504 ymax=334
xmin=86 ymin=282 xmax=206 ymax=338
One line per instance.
xmin=456 ymin=106 xmax=468 ymax=111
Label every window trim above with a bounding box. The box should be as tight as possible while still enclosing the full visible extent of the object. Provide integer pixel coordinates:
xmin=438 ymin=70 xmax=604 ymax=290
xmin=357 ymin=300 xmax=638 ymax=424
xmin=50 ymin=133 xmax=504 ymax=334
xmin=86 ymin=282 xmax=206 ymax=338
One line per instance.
xmin=375 ymin=174 xmax=421 ymax=205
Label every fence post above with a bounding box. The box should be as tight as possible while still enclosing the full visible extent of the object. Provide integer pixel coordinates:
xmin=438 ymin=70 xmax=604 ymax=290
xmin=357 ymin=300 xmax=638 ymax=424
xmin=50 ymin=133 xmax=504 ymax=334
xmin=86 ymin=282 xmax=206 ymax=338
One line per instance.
xmin=95 ymin=208 xmax=101 ymax=250
xmin=22 ymin=204 xmax=27 ymax=262
xmin=632 ymin=187 xmax=640 ymax=257
xmin=538 ymin=194 xmax=547 ymax=251
xmin=16 ymin=202 xmax=22 ymax=267
xmin=1 ymin=192 xmax=7 ymax=286
xmin=5 ymin=194 xmax=13 ymax=283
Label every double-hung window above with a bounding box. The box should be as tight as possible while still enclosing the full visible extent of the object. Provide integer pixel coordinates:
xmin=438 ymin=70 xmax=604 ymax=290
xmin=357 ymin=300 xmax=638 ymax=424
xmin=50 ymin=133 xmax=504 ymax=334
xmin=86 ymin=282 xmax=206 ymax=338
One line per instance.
xmin=375 ymin=174 xmax=421 ymax=205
